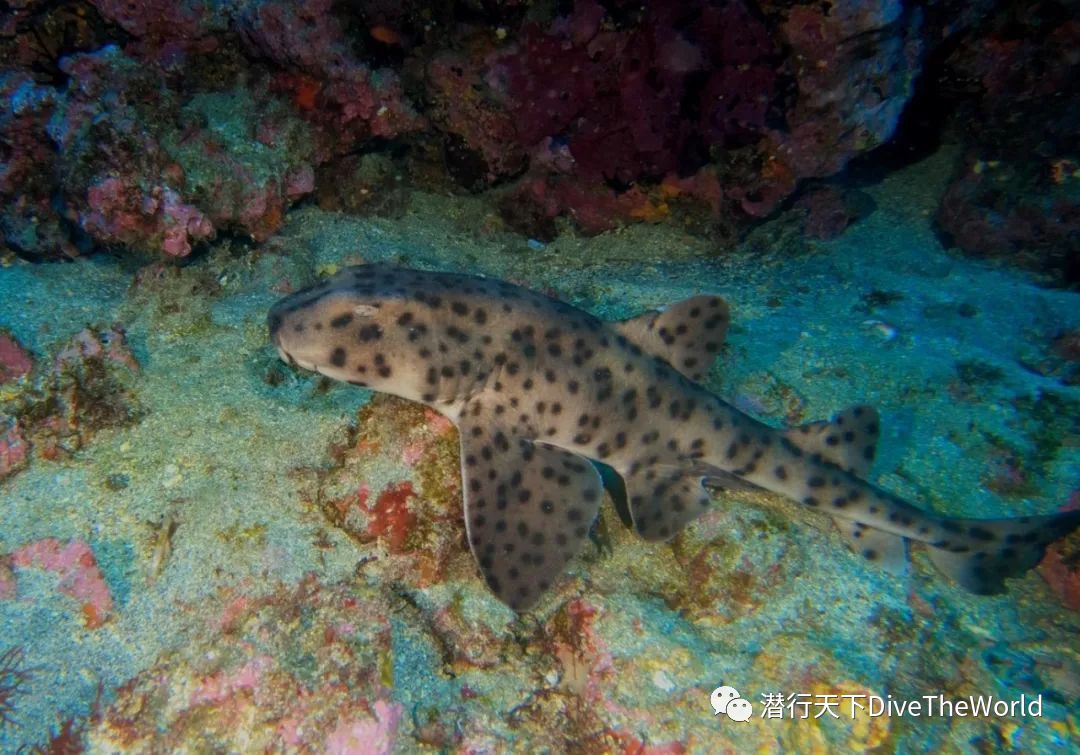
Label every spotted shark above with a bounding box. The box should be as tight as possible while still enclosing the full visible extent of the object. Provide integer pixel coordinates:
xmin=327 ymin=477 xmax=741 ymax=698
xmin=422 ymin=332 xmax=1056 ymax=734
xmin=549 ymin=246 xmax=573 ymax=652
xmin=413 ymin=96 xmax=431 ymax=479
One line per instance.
xmin=268 ymin=265 xmax=1080 ymax=610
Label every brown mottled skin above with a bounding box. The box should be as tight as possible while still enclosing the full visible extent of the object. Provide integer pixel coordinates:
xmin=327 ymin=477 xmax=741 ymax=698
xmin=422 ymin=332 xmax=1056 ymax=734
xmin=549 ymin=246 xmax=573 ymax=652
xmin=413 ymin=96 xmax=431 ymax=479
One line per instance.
xmin=269 ymin=265 xmax=1080 ymax=610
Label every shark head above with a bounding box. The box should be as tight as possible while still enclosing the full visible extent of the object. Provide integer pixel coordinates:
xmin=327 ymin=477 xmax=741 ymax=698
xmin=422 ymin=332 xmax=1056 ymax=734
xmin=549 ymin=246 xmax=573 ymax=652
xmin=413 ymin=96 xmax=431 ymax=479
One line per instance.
xmin=268 ymin=267 xmax=435 ymax=399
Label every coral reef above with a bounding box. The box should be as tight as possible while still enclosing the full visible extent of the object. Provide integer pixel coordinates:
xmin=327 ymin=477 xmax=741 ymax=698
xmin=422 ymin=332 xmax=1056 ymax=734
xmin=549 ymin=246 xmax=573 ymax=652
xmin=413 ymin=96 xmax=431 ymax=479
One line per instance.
xmin=0 ymin=69 xmax=75 ymax=260
xmin=237 ymin=0 xmax=423 ymax=156
xmin=431 ymin=0 xmax=924 ymax=235
xmin=933 ymin=2 xmax=1080 ymax=286
xmin=48 ymin=45 xmax=320 ymax=256
xmin=87 ymin=577 xmax=402 ymax=753
xmin=315 ymin=395 xmax=465 ymax=592
xmin=0 ymin=324 xmax=140 ymax=470
xmin=0 ymin=1 xmax=419 ymax=261
xmin=3 ymin=0 xmax=1069 ymax=264
xmin=1 ymin=0 xmax=1017 ymax=258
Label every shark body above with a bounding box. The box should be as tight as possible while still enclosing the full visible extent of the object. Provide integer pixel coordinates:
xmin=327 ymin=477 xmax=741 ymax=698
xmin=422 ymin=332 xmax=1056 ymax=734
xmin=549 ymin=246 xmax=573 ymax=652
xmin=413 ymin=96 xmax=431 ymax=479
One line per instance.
xmin=269 ymin=265 xmax=1080 ymax=610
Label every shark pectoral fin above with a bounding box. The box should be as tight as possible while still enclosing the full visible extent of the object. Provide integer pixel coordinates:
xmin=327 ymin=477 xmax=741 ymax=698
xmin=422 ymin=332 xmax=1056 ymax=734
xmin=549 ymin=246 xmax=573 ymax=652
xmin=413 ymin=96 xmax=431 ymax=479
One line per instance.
xmin=834 ymin=518 xmax=908 ymax=575
xmin=613 ymin=295 xmax=730 ymax=382
xmin=784 ymin=405 xmax=880 ymax=475
xmin=459 ymin=426 xmax=603 ymax=610
xmin=623 ymin=464 xmax=712 ymax=541
xmin=924 ymin=509 xmax=1080 ymax=594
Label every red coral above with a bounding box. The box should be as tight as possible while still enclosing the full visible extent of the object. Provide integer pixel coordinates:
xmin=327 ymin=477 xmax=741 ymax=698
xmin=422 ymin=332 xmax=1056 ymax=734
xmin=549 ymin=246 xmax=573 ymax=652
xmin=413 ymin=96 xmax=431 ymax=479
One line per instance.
xmin=1039 ymin=545 xmax=1080 ymax=611
xmin=362 ymin=481 xmax=417 ymax=554
xmin=1038 ymin=495 xmax=1080 ymax=610
xmin=480 ymin=1 xmax=788 ymax=232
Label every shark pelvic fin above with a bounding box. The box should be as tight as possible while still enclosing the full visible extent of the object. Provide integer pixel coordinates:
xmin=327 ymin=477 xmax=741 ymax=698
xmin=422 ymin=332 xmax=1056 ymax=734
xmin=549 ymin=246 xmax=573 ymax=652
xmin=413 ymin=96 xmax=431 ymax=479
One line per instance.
xmin=623 ymin=463 xmax=712 ymax=541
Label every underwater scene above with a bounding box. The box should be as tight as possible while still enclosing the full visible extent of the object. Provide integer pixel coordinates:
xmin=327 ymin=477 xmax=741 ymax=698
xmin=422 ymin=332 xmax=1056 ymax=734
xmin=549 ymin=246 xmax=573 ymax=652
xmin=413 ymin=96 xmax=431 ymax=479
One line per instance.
xmin=1 ymin=1 xmax=1078 ymax=752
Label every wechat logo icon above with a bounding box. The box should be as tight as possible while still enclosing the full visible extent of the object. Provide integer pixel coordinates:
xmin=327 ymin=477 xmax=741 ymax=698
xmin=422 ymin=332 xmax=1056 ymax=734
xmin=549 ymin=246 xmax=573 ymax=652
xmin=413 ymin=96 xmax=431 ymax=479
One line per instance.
xmin=711 ymin=685 xmax=753 ymax=722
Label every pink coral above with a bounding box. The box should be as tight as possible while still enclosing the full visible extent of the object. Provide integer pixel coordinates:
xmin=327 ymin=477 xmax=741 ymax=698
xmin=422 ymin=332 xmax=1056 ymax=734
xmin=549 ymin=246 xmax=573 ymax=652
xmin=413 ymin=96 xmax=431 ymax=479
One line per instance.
xmin=285 ymin=165 xmax=315 ymax=200
xmin=88 ymin=576 xmax=399 ymax=751
xmin=54 ymin=325 xmax=139 ymax=373
xmin=603 ymin=729 xmax=686 ymax=755
xmin=11 ymin=538 xmax=114 ymax=627
xmin=46 ymin=46 xmax=321 ymax=258
xmin=325 ymin=700 xmax=403 ymax=755
xmin=0 ymin=331 xmax=32 ymax=383
xmin=160 ymin=187 xmax=216 ymax=256
xmin=81 ymin=178 xmax=214 ymax=258
xmin=190 ymin=656 xmax=274 ymax=706
xmin=311 ymin=68 xmax=423 ymax=153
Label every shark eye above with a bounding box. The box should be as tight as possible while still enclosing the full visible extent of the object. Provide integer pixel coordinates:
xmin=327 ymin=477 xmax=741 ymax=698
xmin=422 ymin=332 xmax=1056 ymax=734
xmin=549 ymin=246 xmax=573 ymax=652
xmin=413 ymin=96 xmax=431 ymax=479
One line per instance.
xmin=353 ymin=304 xmax=380 ymax=317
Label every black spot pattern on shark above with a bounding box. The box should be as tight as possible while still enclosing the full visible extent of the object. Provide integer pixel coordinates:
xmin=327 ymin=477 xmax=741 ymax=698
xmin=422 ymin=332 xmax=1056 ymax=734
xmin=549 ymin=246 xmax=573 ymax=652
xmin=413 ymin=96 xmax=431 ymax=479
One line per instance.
xmin=269 ymin=265 xmax=1080 ymax=609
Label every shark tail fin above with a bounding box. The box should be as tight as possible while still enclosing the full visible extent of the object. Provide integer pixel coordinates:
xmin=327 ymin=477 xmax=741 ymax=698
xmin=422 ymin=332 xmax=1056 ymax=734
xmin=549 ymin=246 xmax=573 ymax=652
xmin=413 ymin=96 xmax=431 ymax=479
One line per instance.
xmin=925 ymin=509 xmax=1080 ymax=594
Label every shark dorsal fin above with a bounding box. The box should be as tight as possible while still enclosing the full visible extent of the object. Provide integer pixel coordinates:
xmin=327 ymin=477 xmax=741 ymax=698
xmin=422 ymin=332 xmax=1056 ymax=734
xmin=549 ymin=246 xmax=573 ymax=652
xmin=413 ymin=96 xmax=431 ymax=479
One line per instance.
xmin=613 ymin=296 xmax=730 ymax=382
xmin=783 ymin=406 xmax=880 ymax=476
